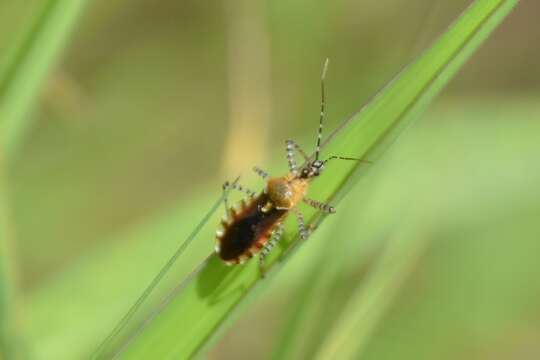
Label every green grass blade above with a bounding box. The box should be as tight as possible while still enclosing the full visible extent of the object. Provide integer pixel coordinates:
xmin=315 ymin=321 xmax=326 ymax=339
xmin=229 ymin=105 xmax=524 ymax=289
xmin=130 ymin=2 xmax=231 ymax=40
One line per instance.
xmin=313 ymin=225 xmax=431 ymax=360
xmin=25 ymin=98 xmax=540 ymax=359
xmin=0 ymin=0 xmax=87 ymax=159
xmin=92 ymin=193 xmax=227 ymax=359
xmin=0 ymin=174 xmax=19 ymax=359
xmin=271 ymin=0 xmax=519 ymax=355
xmin=0 ymin=1 xmax=86 ymax=358
xmin=270 ymin=198 xmax=367 ymax=360
xmin=25 ymin=188 xmax=224 ymax=359
xmin=114 ymin=0 xmax=518 ymax=358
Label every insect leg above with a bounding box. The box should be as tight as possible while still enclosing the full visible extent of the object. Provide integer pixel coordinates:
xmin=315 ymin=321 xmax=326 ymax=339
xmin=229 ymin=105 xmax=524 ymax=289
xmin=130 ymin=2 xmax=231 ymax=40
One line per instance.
xmin=252 ymin=166 xmax=269 ymax=180
xmin=222 ymin=179 xmax=256 ymax=211
xmin=286 ymin=139 xmax=310 ymax=162
xmin=285 ymin=139 xmax=299 ymax=176
xmin=259 ymin=223 xmax=285 ymax=277
xmin=293 ymin=207 xmax=309 ymax=240
xmin=303 ymin=197 xmax=336 ymax=214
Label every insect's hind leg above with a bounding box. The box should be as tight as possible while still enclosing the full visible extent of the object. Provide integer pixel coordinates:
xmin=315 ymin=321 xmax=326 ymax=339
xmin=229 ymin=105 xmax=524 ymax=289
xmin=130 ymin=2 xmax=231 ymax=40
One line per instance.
xmin=303 ymin=197 xmax=336 ymax=214
xmin=259 ymin=223 xmax=285 ymax=277
xmin=222 ymin=179 xmax=257 ymax=211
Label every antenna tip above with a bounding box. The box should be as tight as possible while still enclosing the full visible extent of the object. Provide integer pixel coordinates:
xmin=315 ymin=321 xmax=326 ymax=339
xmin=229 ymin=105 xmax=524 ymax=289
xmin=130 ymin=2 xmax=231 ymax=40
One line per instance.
xmin=322 ymin=58 xmax=330 ymax=80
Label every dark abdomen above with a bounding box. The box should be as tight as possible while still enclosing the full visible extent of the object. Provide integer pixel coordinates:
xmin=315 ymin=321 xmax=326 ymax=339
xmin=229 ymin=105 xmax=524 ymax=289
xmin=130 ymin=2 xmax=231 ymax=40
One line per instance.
xmin=217 ymin=193 xmax=287 ymax=263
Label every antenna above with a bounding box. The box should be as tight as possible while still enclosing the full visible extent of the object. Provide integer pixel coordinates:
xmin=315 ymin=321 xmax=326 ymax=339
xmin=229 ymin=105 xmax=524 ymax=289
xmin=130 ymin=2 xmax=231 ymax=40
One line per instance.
xmin=315 ymin=58 xmax=329 ymax=161
xmin=323 ymin=155 xmax=373 ymax=165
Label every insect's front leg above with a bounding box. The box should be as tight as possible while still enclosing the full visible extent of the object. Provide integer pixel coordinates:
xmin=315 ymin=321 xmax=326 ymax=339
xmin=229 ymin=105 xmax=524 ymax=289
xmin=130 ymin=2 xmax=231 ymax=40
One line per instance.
xmin=286 ymin=139 xmax=309 ymax=161
xmin=222 ymin=179 xmax=257 ymax=211
xmin=285 ymin=139 xmax=309 ymax=176
xmin=259 ymin=223 xmax=285 ymax=278
xmin=252 ymin=166 xmax=269 ymax=180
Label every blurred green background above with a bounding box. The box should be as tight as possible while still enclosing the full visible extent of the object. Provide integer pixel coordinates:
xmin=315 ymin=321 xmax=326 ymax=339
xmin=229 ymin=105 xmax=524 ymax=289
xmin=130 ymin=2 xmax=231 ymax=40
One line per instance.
xmin=1 ymin=0 xmax=539 ymax=359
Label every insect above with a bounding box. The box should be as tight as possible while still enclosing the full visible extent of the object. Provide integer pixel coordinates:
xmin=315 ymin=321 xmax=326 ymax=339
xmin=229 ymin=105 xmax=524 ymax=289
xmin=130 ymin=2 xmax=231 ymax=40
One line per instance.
xmin=215 ymin=59 xmax=360 ymax=274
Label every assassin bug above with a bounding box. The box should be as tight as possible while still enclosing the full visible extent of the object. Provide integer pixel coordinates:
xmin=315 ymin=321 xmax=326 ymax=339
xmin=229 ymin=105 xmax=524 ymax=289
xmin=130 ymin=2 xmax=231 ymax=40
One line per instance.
xmin=215 ymin=59 xmax=360 ymax=274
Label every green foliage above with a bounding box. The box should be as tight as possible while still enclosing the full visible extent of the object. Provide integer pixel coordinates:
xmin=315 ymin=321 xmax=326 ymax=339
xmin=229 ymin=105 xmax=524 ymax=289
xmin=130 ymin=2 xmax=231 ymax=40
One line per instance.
xmin=274 ymin=1 xmax=520 ymax=359
xmin=0 ymin=0 xmax=526 ymax=359
xmin=92 ymin=0 xmax=518 ymax=358
xmin=0 ymin=0 xmax=87 ymax=158
xmin=0 ymin=0 xmax=86 ymax=358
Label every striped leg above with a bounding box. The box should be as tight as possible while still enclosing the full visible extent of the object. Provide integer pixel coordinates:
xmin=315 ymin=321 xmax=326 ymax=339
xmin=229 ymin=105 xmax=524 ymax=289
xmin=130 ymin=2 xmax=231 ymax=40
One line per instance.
xmin=303 ymin=197 xmax=336 ymax=214
xmin=222 ymin=180 xmax=257 ymax=211
xmin=286 ymin=139 xmax=299 ymax=176
xmin=288 ymin=139 xmax=309 ymax=162
xmin=293 ymin=208 xmax=309 ymax=240
xmin=259 ymin=223 xmax=285 ymax=277
xmin=253 ymin=166 xmax=269 ymax=180
xmin=286 ymin=139 xmax=311 ymax=177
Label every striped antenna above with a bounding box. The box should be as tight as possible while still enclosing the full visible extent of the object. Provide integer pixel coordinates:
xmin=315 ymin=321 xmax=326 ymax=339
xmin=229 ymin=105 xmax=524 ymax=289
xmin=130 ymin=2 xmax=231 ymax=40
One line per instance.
xmin=315 ymin=58 xmax=329 ymax=160
xmin=323 ymin=155 xmax=373 ymax=165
